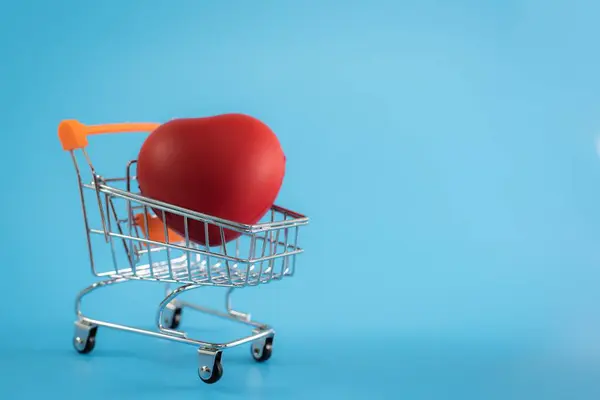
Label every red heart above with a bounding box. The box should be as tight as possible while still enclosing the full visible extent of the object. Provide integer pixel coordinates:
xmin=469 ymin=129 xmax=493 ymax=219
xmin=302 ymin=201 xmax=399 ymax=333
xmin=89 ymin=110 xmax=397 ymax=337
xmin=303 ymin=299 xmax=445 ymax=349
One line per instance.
xmin=137 ymin=113 xmax=286 ymax=247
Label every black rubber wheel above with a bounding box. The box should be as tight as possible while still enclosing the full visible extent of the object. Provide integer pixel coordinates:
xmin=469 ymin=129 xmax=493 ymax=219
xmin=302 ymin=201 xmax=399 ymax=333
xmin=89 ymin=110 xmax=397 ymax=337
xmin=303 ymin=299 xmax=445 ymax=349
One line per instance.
xmin=74 ymin=326 xmax=97 ymax=354
xmin=199 ymin=361 xmax=223 ymax=384
xmin=252 ymin=337 xmax=273 ymax=362
xmin=168 ymin=307 xmax=183 ymax=330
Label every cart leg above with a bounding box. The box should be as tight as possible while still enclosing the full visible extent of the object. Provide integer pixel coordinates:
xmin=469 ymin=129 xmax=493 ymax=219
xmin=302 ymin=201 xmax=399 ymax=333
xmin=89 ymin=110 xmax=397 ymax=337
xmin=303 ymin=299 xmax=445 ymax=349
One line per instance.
xmin=162 ymin=300 xmax=183 ymax=330
xmin=73 ymin=320 xmax=98 ymax=354
xmin=156 ymin=283 xmax=199 ymax=336
xmin=198 ymin=347 xmax=223 ymax=384
xmin=161 ymin=283 xmax=183 ymax=329
xmin=72 ymin=277 xmax=128 ymax=354
xmin=250 ymin=329 xmax=274 ymax=362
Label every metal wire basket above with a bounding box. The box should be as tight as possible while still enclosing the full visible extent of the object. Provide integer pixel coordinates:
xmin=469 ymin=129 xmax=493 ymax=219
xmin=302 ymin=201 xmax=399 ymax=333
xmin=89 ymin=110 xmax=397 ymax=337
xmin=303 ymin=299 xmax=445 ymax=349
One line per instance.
xmin=59 ymin=119 xmax=308 ymax=384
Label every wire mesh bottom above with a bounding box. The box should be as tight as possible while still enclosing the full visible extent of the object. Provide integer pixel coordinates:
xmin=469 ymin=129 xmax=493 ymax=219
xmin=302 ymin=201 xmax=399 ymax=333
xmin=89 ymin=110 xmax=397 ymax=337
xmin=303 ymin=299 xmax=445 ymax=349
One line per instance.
xmin=108 ymin=253 xmax=289 ymax=286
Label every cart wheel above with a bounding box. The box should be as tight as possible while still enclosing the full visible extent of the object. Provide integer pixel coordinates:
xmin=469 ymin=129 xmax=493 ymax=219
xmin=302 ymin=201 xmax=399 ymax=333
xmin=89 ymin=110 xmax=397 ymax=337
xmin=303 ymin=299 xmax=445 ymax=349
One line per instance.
xmin=251 ymin=336 xmax=273 ymax=362
xmin=198 ymin=360 xmax=223 ymax=384
xmin=168 ymin=307 xmax=183 ymax=330
xmin=73 ymin=325 xmax=97 ymax=354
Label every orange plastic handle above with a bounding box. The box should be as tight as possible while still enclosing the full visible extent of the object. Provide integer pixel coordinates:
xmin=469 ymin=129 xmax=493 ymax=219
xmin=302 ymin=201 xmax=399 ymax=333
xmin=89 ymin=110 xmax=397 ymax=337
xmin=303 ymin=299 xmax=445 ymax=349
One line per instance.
xmin=58 ymin=119 xmax=160 ymax=151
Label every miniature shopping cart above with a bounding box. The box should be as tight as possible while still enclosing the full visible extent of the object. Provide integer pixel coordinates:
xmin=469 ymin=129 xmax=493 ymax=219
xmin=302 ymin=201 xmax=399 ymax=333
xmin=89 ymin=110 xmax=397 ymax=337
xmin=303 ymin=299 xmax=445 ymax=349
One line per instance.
xmin=58 ymin=119 xmax=308 ymax=384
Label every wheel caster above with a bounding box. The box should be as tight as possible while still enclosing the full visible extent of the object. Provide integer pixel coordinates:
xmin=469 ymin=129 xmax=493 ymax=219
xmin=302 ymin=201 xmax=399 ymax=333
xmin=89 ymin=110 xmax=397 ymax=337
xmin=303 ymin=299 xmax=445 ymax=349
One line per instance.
xmin=251 ymin=334 xmax=273 ymax=362
xmin=163 ymin=303 xmax=183 ymax=330
xmin=198 ymin=361 xmax=223 ymax=384
xmin=198 ymin=348 xmax=223 ymax=384
xmin=73 ymin=320 xmax=98 ymax=354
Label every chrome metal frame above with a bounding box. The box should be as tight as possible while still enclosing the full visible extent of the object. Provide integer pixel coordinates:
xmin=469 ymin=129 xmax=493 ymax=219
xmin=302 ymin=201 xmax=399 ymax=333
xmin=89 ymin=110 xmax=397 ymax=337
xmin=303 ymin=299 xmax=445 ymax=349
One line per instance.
xmin=67 ymin=140 xmax=308 ymax=385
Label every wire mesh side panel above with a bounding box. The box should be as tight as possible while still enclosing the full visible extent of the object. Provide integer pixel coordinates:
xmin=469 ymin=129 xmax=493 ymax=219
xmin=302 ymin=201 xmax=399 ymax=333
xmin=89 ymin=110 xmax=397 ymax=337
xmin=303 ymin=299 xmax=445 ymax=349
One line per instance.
xmin=245 ymin=209 xmax=301 ymax=285
xmin=77 ymin=159 xmax=305 ymax=286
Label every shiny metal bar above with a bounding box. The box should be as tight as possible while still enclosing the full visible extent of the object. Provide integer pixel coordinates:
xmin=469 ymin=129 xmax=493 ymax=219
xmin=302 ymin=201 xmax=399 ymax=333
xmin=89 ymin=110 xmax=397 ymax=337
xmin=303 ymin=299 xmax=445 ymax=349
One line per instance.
xmin=142 ymin=207 xmax=154 ymax=278
xmin=162 ymin=210 xmax=174 ymax=280
xmin=204 ymin=222 xmax=212 ymax=283
xmin=87 ymin=229 xmax=304 ymax=265
xmin=219 ymin=227 xmax=232 ymax=284
xmin=291 ymin=226 xmax=299 ymax=276
xmin=184 ymin=216 xmax=192 ymax=281
xmin=80 ymin=316 xmax=272 ymax=349
xmin=70 ymin=151 xmax=98 ymax=276
xmin=245 ymin=235 xmax=256 ymax=285
xmin=269 ymin=221 xmax=281 ymax=281
xmin=282 ymin=217 xmax=289 ymax=275
xmin=105 ymin=193 xmax=119 ymax=273
xmin=126 ymin=161 xmax=137 ymax=272
xmin=92 ymin=184 xmax=308 ymax=233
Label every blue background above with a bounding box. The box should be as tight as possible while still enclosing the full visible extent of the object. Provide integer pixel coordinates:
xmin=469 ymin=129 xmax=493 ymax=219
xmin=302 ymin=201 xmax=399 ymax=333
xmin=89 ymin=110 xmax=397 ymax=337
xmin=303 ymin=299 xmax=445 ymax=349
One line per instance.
xmin=2 ymin=0 xmax=600 ymax=398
